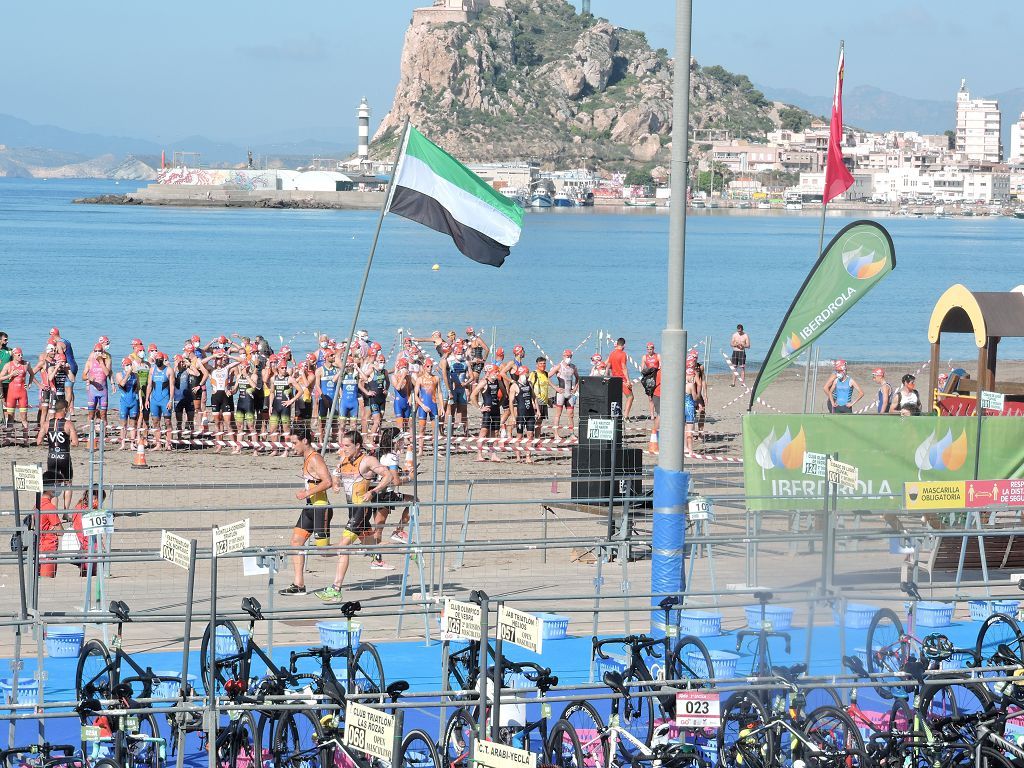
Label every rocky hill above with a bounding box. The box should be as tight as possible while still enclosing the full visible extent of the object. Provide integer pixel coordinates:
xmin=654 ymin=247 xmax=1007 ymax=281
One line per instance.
xmin=372 ymin=0 xmax=812 ymax=167
xmin=0 ymin=147 xmax=157 ymax=179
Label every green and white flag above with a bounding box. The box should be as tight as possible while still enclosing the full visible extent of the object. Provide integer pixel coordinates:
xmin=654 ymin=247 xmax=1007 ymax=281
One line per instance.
xmin=388 ymin=125 xmax=523 ymax=267
xmin=749 ymin=220 xmax=896 ymax=408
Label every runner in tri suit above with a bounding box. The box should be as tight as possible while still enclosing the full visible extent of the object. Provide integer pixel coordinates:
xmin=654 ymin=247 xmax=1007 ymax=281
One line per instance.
xmin=315 ymin=430 xmax=392 ymax=602
xmin=279 ymin=423 xmax=334 ymax=596
xmin=509 ymin=366 xmax=538 ymax=463
xmin=37 ymin=399 xmax=78 ymax=509
xmin=0 ymin=348 xmax=33 ymax=438
xmin=549 ymin=351 xmax=580 ymax=438
xmin=471 ymin=364 xmax=504 ymax=462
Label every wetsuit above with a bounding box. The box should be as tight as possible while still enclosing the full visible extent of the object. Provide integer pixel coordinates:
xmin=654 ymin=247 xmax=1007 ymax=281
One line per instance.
xmin=149 ymin=364 xmax=172 ymax=418
xmin=514 ymin=382 xmax=536 ymax=436
xmin=45 ymin=417 xmax=73 ymax=485
xmin=339 ymin=372 xmax=360 ymax=419
xmin=118 ymin=372 xmax=139 ymax=420
xmin=481 ymin=379 xmax=502 ymax=432
xmin=319 ymin=366 xmax=339 ymax=418
xmin=364 ymin=370 xmax=388 ymax=417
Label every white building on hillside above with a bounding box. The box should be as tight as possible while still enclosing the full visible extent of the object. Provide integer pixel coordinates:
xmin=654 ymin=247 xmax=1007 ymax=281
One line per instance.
xmin=955 ymin=79 xmax=1002 ymax=163
xmin=1010 ymin=112 xmax=1024 ymax=164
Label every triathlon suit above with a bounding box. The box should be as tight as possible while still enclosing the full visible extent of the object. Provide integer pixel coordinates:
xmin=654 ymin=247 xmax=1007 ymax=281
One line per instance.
xmin=174 ymin=367 xmax=196 ymax=420
xmin=448 ymin=359 xmax=469 ymax=406
xmin=514 ymin=381 xmax=536 ymax=436
xmin=87 ymin=355 xmax=109 ymax=412
xmin=235 ymin=374 xmax=256 ymax=420
xmin=607 ymin=348 xmax=631 ymax=395
xmin=45 ymin=417 xmax=73 ymax=485
xmin=684 ymin=383 xmax=696 ymax=424
xmin=149 ymin=364 xmax=172 ymax=419
xmin=551 ymin=362 xmax=578 ymax=407
xmin=296 ymin=451 xmax=332 ymax=543
xmin=359 ymin=361 xmax=375 ymax=407
xmin=365 ymin=370 xmax=388 ymax=416
xmin=118 ymin=371 xmax=139 ymax=420
xmin=49 ymin=365 xmax=69 ymax=408
xmin=270 ymin=373 xmax=292 ymax=424
xmin=376 ymin=450 xmax=403 ymax=506
xmin=319 ymin=367 xmax=339 ymax=418
xmin=469 ymin=343 xmax=486 ymax=376
xmin=0 ymin=346 xmax=11 ymax=403
xmin=209 ymin=366 xmax=233 ymax=413
xmin=5 ymin=361 xmax=29 ymax=410
xmin=641 ymin=353 xmax=660 ymax=397
xmin=134 ymin=364 xmax=150 ymax=417
xmin=417 ymin=374 xmax=438 ymax=420
xmin=876 ymin=383 xmax=891 ymax=414
xmin=481 ymin=379 xmax=502 ymax=432
xmin=294 ymin=374 xmax=313 ymax=422
xmin=338 ymin=450 xmax=373 ymax=539
xmin=339 ymin=372 xmax=360 ymax=419
xmin=392 ymin=372 xmax=412 ymax=419
xmin=832 ymin=376 xmax=853 ymax=414
xmin=62 ymin=341 xmax=78 ymax=377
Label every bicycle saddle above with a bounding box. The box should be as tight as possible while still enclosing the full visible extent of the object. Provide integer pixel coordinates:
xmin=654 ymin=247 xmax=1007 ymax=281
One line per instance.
xmin=658 ymin=596 xmax=680 ymax=611
xmin=753 ymin=591 xmax=773 ymax=603
xmin=241 ymin=596 xmax=263 ymax=620
xmin=900 ymin=580 xmax=922 ymax=600
xmin=994 ymin=643 xmax=1023 ymax=666
xmin=771 ymin=664 xmax=807 ymax=682
xmin=842 ymin=655 xmax=869 ymax=679
xmin=108 ymin=600 xmax=131 ymax=622
xmin=1018 ymin=578 xmax=1024 ymax=592
xmin=469 ymin=589 xmax=488 ymax=605
xmin=340 ymin=601 xmax=362 ymax=619
xmin=602 ymin=670 xmax=629 ymax=697
xmin=386 ymin=681 xmax=410 ymax=701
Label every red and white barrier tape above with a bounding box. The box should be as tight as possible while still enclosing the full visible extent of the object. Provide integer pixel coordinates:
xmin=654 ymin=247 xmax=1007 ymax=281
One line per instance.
xmin=717 ymin=352 xmax=782 ymax=413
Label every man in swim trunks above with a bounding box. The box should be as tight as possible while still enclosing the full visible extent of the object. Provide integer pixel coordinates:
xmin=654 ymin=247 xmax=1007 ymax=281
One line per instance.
xmin=0 ymin=347 xmax=33 ymax=438
xmin=730 ymin=324 xmax=750 ymax=387
xmin=279 ymin=423 xmax=334 ymax=596
xmin=606 ymin=337 xmax=633 ymax=419
xmin=315 ymin=430 xmax=392 ymax=602
xmin=549 ymin=350 xmax=579 ymax=438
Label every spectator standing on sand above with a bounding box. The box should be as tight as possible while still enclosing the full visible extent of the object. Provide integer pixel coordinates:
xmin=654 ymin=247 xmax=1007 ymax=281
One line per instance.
xmin=730 ymin=324 xmax=750 ymax=387
xmin=823 ymin=359 xmax=863 ymax=414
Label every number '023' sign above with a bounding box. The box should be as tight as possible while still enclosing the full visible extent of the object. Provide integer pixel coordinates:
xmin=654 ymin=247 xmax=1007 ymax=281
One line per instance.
xmin=675 ymin=690 xmax=720 ymax=729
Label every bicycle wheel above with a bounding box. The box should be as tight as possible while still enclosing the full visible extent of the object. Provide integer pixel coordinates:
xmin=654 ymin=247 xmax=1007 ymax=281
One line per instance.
xmin=561 ymin=700 xmax=608 ymax=768
xmin=615 ymin=672 xmax=654 ymax=762
xmin=869 ymin=695 xmax=917 ymax=767
xmin=975 ymin=612 xmax=1024 ymax=691
xmin=866 ymin=608 xmax=907 ymax=678
xmin=919 ymin=679 xmax=994 ymax=741
xmin=445 ymin=646 xmax=477 ymax=696
xmin=402 ymin=728 xmax=441 ymax=768
xmin=546 ymin=719 xmax=584 ymax=768
xmin=122 ymin=713 xmax=163 ymax=768
xmin=228 ymin=711 xmax=260 ymax=768
xmin=92 ymin=760 xmax=124 ymax=768
xmin=670 ymin=635 xmax=714 ymax=685
xmin=801 ymin=705 xmax=868 ymax=767
xmin=802 ymin=686 xmax=843 ymax=711
xmin=352 ymin=642 xmax=386 ymax=702
xmin=199 ymin=619 xmax=243 ymax=697
xmin=76 ymin=639 xmax=113 ymax=700
xmin=976 ymin=747 xmax=1016 ymax=767
xmin=441 ymin=708 xmax=477 ymax=768
xmin=717 ymin=692 xmax=772 ymax=768
xmin=274 ymin=708 xmax=329 ymax=768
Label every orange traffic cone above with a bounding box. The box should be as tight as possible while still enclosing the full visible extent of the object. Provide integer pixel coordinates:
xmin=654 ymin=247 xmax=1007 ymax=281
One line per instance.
xmin=648 ymin=429 xmax=659 ymax=454
xmin=132 ymin=440 xmax=149 ymax=469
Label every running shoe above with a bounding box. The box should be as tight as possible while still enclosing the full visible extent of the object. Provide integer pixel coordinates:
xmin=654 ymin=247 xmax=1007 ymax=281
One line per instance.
xmin=370 ymin=557 xmax=396 ymax=571
xmin=278 ymin=584 xmax=306 ymax=596
xmin=314 ymin=585 xmax=344 ymax=603
xmin=390 ymin=531 xmax=409 ymax=544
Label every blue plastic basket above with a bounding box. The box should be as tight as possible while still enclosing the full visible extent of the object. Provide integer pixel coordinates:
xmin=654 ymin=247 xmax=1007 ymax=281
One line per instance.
xmin=916 ymin=601 xmax=955 ymax=628
xmin=594 ymin=654 xmax=628 ymax=679
xmin=0 ymin=678 xmax=39 ymax=703
xmin=940 ymin=651 xmax=973 ymax=671
xmin=678 ymin=611 xmax=722 ymax=637
xmin=833 ymin=604 xmax=879 ymax=630
xmin=687 ymin=650 xmax=738 ymax=681
xmin=215 ymin=626 xmax=251 ymax=658
xmin=152 ymin=672 xmax=198 ymax=700
xmin=316 ymin=621 xmax=362 ymax=650
xmin=969 ymin=600 xmax=1020 ymax=622
xmin=744 ymin=605 xmax=794 ymax=631
xmin=46 ymin=626 xmax=84 ymax=658
xmin=534 ymin=613 xmax=570 ymax=640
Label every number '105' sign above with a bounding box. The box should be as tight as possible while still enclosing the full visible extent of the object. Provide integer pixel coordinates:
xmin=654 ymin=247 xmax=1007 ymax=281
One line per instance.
xmin=675 ymin=690 xmax=720 ymax=728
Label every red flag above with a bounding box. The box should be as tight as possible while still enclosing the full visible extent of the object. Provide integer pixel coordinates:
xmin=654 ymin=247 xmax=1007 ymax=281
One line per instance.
xmin=823 ymin=45 xmax=854 ymax=205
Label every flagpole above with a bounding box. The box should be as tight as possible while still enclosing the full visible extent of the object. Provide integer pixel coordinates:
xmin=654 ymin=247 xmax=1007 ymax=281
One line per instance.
xmin=816 ymin=41 xmax=843 ymax=258
xmin=320 ymin=119 xmax=410 ymax=450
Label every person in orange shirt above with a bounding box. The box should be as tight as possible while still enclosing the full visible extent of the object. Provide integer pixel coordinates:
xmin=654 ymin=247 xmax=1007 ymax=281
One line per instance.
xmin=35 ymin=490 xmax=63 ymax=578
xmin=606 ymin=337 xmax=633 ymax=419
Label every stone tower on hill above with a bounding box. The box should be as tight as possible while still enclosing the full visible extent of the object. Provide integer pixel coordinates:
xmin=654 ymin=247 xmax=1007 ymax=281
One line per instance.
xmin=413 ymin=0 xmax=506 ymax=25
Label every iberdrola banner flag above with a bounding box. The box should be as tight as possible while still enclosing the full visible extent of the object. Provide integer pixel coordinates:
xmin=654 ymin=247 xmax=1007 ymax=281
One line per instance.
xmin=388 ymin=125 xmax=523 ymax=268
xmin=748 ymin=220 xmax=895 ymax=409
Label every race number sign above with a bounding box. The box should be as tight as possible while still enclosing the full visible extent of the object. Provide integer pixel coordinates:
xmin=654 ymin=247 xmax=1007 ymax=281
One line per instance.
xmin=212 ymin=519 xmax=250 ymax=556
xmin=497 ymin=605 xmax=543 ymax=654
xmin=160 ymin=530 xmax=192 ymax=570
xmin=343 ymin=702 xmax=396 ymax=762
xmin=687 ymin=496 xmax=714 ymax=522
xmin=473 ymin=739 xmax=537 ymax=768
xmin=825 ymin=458 xmax=859 ymax=490
xmin=13 ymin=464 xmax=43 ymax=493
xmin=81 ymin=510 xmax=114 ymax=537
xmin=444 ymin=598 xmax=482 ymax=642
xmin=675 ymin=690 xmax=721 ymax=728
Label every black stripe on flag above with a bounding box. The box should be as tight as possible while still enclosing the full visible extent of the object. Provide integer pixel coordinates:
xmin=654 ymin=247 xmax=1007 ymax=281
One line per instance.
xmin=389 ymin=186 xmax=509 ymax=268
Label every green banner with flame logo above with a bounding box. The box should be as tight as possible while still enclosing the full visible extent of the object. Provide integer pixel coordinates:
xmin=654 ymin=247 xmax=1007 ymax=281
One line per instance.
xmin=743 ymin=414 xmax=1024 ymax=510
xmin=749 ymin=221 xmax=896 ymax=409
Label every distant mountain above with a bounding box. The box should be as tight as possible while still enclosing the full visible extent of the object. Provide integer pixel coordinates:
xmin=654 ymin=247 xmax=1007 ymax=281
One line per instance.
xmin=0 ymin=113 xmax=161 ymax=157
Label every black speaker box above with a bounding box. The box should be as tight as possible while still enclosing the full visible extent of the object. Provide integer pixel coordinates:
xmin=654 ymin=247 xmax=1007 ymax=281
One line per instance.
xmin=570 ymin=445 xmax=642 ymax=503
xmin=577 ymin=376 xmax=623 ymax=445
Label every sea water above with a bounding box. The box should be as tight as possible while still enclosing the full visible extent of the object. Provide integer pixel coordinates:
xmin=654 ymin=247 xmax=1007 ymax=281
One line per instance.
xmin=3 ymin=177 xmax=1023 ymax=366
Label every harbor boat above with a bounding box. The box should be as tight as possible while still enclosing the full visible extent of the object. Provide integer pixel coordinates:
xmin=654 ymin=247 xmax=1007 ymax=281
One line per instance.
xmin=689 ymin=199 xmax=706 ymax=209
xmin=529 ymin=192 xmax=553 ymax=208
xmin=1013 ymin=209 xmax=1024 ymax=219
xmin=552 ymin=191 xmax=576 ymax=207
xmin=575 ymin=191 xmax=595 ymax=207
xmin=624 ymin=199 xmax=656 ymax=208
xmin=756 ymin=201 xmax=771 ymax=210
xmin=500 ymin=188 xmax=527 ymax=208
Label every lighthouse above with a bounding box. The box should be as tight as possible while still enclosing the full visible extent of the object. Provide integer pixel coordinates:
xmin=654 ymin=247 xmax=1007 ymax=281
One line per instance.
xmin=357 ymin=97 xmax=370 ymax=162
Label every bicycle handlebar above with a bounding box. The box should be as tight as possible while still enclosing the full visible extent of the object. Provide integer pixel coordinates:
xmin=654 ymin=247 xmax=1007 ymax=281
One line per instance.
xmin=0 ymin=745 xmax=77 ymax=763
xmin=734 ymin=628 xmax=791 ymax=654
xmin=592 ymin=635 xmax=664 ymax=660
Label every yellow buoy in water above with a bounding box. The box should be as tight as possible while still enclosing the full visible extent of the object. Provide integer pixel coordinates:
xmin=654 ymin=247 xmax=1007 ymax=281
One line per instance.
xmin=432 ymin=264 xmax=440 ymax=271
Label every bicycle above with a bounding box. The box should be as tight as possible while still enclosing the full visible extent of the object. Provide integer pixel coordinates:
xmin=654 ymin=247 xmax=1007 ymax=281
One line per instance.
xmin=0 ymin=744 xmax=115 ymax=768
xmin=562 ymin=670 xmax=710 ymax=768
xmin=274 ymin=679 xmax=440 ymax=768
xmin=76 ymin=689 xmax=165 ymax=768
xmin=734 ymin=590 xmax=792 ymax=680
xmin=717 ymin=664 xmax=867 ymax=768
xmin=442 ymin=661 xmax=583 ymax=768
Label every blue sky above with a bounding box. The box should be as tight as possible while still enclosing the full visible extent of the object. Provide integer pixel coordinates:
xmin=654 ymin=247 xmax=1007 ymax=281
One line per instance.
xmin=0 ymin=1 xmax=1017 ymax=142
